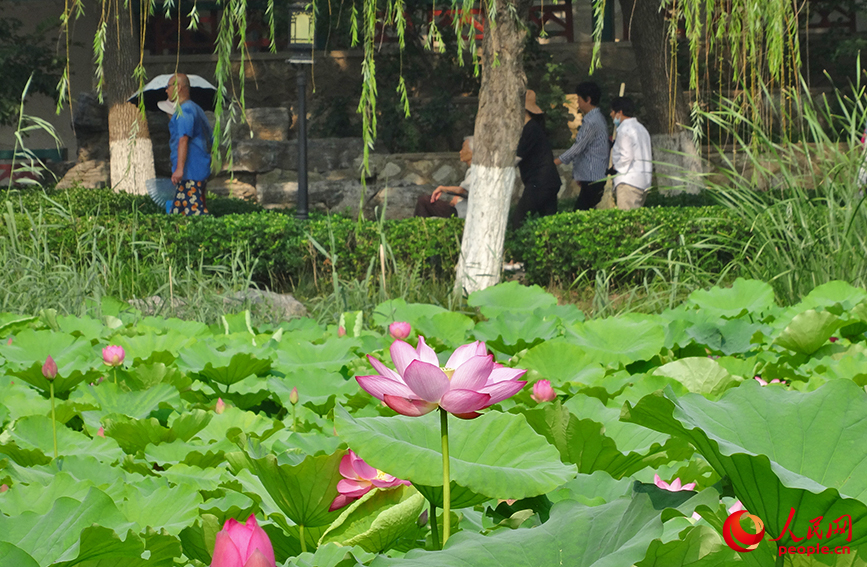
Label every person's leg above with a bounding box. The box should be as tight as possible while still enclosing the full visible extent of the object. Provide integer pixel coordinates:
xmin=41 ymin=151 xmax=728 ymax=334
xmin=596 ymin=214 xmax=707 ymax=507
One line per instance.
xmin=512 ymin=192 xmax=532 ymax=230
xmin=574 ymin=180 xmax=605 ymax=210
xmin=415 ymin=194 xmax=457 ymax=218
xmin=614 ymin=183 xmax=646 ymax=211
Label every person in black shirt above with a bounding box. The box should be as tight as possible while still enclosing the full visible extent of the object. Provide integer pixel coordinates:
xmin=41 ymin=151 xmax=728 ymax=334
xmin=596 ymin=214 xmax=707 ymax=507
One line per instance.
xmin=514 ymin=90 xmax=562 ymax=229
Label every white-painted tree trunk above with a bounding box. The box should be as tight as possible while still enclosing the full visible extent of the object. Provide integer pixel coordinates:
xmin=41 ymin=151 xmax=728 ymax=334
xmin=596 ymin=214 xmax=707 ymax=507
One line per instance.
xmin=109 ymin=111 xmax=154 ymax=195
xmin=454 ymin=165 xmax=516 ymax=294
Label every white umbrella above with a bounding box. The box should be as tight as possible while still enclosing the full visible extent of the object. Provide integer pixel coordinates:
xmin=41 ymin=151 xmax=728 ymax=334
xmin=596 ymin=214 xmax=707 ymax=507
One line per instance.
xmin=127 ymin=74 xmax=218 ymax=111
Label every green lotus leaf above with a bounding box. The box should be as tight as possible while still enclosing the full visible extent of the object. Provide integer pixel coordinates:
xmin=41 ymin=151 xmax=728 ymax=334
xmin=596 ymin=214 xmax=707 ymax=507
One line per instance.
xmin=0 ymin=377 xmax=50 ymax=421
xmin=370 ymin=495 xmax=663 ymax=566
xmin=807 ymin=352 xmax=867 ymax=386
xmin=319 ymin=485 xmax=425 ymax=552
xmin=623 ymin=380 xmax=867 ymax=550
xmin=277 ymin=317 xmax=328 ymax=343
xmin=143 ymin=438 xmax=235 ymax=468
xmin=285 ymin=543 xmax=373 ymax=567
xmin=413 ymin=482 xmax=490 ymax=509
xmin=57 ymin=527 xmax=182 ymax=567
xmin=788 ymin=281 xmax=867 ymax=317
xmin=532 ymin=303 xmax=585 ymax=325
xmin=178 ymin=343 xmax=272 ymax=386
xmin=126 ymin=362 xmax=189 ymax=391
xmin=413 ymin=312 xmax=474 ymax=348
xmin=0 ymin=471 xmax=94 ymax=516
xmin=636 ymin=524 xmax=738 ymax=567
xmin=114 ymin=331 xmax=193 ymax=363
xmin=522 ymin=401 xmax=687 ymax=478
xmin=225 ymin=450 xmax=345 ymax=529
xmin=4 ymin=415 xmax=124 ymax=462
xmin=685 ymin=278 xmax=776 ymax=319
xmin=161 ymin=463 xmax=226 ymax=491
xmin=685 ymin=318 xmax=761 ymax=356
xmin=0 ymin=543 xmax=38 ymax=567
xmin=371 ymin=298 xmax=449 ymax=330
xmin=138 ymin=316 xmax=210 ymax=337
xmin=335 ymin=406 xmax=576 ymax=499
xmin=566 ymin=314 xmax=666 ymax=366
xmin=118 ymin=483 xmax=203 ymax=535
xmin=2 ymin=330 xmax=101 ymax=396
xmin=0 ymin=487 xmax=133 ymax=565
xmin=472 ymin=315 xmax=559 ymax=355
xmin=193 ymin=406 xmax=277 ymax=443
xmin=519 ymin=340 xmax=595 ymax=385
xmin=191 ymin=375 xmax=272 ymax=410
xmin=57 ymin=314 xmax=107 ymax=342
xmin=775 ymin=310 xmax=846 ymax=355
xmin=221 ymin=310 xmax=256 ymax=335
xmin=467 ymin=281 xmax=558 ymax=319
xmin=651 ymin=357 xmax=739 ymax=399
xmin=272 ymin=338 xmax=360 ymax=372
xmin=266 ymin=430 xmax=345 ymax=458
xmin=179 ymin=514 xmax=222 ymax=565
xmin=103 ymin=415 xmax=173 ymax=454
xmin=168 ymin=409 xmax=213 ymax=442
xmin=199 ymin=491 xmax=257 ymax=520
xmin=72 ymin=382 xmax=180 ymax=425
xmin=548 ymin=471 xmax=633 ymax=506
xmin=610 ymin=374 xmax=690 ymax=408
xmin=0 ymin=313 xmax=38 ymax=337
xmin=269 ymin=370 xmax=359 ymax=407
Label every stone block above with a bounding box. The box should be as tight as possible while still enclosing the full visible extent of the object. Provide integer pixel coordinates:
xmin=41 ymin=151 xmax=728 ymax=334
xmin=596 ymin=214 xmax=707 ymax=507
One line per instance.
xmin=432 ymin=164 xmax=458 ymax=185
xmin=380 ymin=162 xmax=402 ymax=178
xmin=56 ymin=160 xmax=109 ymax=189
xmin=209 ymin=172 xmax=257 ymax=200
xmin=257 ymin=168 xmax=298 ymax=206
xmin=231 ymin=139 xmax=285 ymax=173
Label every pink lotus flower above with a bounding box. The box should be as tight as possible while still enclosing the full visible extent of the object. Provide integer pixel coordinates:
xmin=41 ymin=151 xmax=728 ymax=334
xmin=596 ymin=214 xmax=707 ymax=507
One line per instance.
xmin=329 ymin=450 xmax=410 ymax=511
xmin=42 ymin=356 xmax=57 ymax=380
xmin=388 ymin=321 xmax=411 ymax=340
xmin=356 ymin=338 xmax=527 ymax=419
xmin=531 ymin=380 xmax=556 ymax=403
xmin=102 ymin=345 xmax=125 ymax=367
xmin=338 ymin=326 xmax=346 ymax=337
xmin=96 ymin=426 xmax=105 ymax=438
xmin=215 ymin=398 xmax=226 ymax=414
xmin=654 ymin=474 xmax=696 ymax=492
xmin=210 ymin=515 xmax=275 ymax=567
xmin=754 ymin=376 xmax=782 ymax=386
xmin=0 ymin=484 xmax=8 ymax=493
xmin=289 ymin=387 xmax=299 ymax=405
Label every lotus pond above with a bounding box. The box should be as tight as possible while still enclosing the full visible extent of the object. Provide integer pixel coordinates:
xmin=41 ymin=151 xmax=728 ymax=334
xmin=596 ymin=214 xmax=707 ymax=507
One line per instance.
xmin=1 ymin=278 xmax=866 ymax=566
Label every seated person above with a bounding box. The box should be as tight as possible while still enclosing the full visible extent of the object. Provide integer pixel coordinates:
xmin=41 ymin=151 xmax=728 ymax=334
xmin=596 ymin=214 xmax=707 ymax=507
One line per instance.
xmin=415 ymin=137 xmax=474 ymax=218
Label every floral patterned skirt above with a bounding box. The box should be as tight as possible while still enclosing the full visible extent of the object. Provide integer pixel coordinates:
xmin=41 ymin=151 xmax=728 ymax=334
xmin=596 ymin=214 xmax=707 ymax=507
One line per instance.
xmin=171 ymin=179 xmax=209 ymax=216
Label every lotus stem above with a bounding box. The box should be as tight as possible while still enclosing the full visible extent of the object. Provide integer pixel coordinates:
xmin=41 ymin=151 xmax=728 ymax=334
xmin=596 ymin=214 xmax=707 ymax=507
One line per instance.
xmin=299 ymin=524 xmax=306 ymax=554
xmin=429 ymin=500 xmax=440 ymax=550
xmin=440 ymin=408 xmax=451 ymax=546
xmin=49 ymin=382 xmax=57 ymax=460
xmin=292 ymin=404 xmax=297 ymax=433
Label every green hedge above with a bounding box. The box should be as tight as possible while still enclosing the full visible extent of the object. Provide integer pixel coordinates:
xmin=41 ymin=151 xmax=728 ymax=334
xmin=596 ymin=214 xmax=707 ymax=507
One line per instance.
xmin=1 ymin=188 xmax=745 ymax=288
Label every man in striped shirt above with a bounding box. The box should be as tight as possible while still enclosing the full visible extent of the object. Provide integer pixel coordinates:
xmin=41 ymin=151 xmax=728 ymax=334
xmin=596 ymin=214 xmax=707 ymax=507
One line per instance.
xmin=554 ymin=82 xmax=610 ymax=210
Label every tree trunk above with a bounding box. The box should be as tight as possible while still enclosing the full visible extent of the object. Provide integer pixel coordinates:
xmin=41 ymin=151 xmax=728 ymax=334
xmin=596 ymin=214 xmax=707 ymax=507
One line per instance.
xmin=618 ymin=0 xmax=702 ymax=193
xmin=455 ymin=0 xmax=531 ymax=295
xmin=104 ymin=5 xmax=154 ymax=195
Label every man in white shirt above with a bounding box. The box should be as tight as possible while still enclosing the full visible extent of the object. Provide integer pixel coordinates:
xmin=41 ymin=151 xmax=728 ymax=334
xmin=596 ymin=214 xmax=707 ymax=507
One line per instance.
xmin=610 ymin=97 xmax=653 ymax=210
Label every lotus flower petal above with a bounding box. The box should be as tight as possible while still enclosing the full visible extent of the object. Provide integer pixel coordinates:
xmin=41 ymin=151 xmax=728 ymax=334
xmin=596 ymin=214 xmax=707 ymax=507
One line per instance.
xmin=240 ymin=516 xmax=275 ymax=567
xmin=329 ymin=494 xmax=354 ymax=512
xmin=415 ymin=336 xmax=440 ymax=366
xmin=243 ymin=549 xmax=273 ymax=567
xmin=356 ymin=375 xmax=415 ymax=401
xmin=337 ymin=478 xmax=373 ymax=498
xmin=403 ymin=360 xmax=451 ymax=403
xmin=439 ymin=389 xmax=491 ymax=415
xmin=349 ymin=450 xmax=379 ymax=480
xmin=338 ymin=453 xmax=359 ymax=480
xmin=383 ymin=395 xmax=438 ymax=416
xmin=370 ymin=476 xmax=408 ymax=488
xmin=389 ymin=321 xmax=411 ymax=340
xmin=211 ymin=530 xmax=244 ymax=567
xmin=445 ymin=341 xmax=487 ymax=369
xmin=390 ymin=340 xmax=420 ymax=375
xmin=367 ymin=355 xmax=403 ymax=382
xmin=480 ymin=380 xmax=527 ymax=405
xmin=486 ymin=366 xmax=527 ymax=384
xmin=449 ymin=355 xmax=494 ymax=391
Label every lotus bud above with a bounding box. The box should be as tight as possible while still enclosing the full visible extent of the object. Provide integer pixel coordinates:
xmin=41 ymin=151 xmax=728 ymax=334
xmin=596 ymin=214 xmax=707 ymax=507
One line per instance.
xmin=338 ymin=326 xmax=346 ymax=337
xmin=102 ymin=345 xmax=125 ymax=367
xmin=42 ymin=356 xmax=58 ymax=381
xmin=6 ymin=337 xmax=11 ymax=345
xmin=210 ymin=515 xmax=276 ymax=567
xmin=289 ymin=387 xmax=299 ymax=406
xmin=97 ymin=426 xmax=105 ymax=438
xmin=215 ymin=398 xmax=226 ymax=414
xmin=0 ymin=484 xmax=8 ymax=493
xmin=388 ymin=321 xmax=411 ymax=340
xmin=530 ymin=380 xmax=556 ymax=403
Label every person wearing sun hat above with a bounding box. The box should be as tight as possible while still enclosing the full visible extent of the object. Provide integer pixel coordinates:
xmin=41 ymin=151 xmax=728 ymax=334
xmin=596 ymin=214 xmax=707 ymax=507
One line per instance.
xmin=513 ymin=89 xmax=561 ymax=229
xmin=165 ymin=73 xmax=213 ymax=216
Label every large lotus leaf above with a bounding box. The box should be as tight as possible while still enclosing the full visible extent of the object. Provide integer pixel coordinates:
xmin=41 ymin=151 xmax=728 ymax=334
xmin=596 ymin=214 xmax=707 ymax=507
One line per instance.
xmin=137 ymin=316 xmax=210 ymax=337
xmin=413 ymin=481 xmax=490 ymax=509
xmin=143 ymin=438 xmax=235 ymax=468
xmin=226 ymin=450 xmax=345 ymax=528
xmin=177 ymin=343 xmax=272 ymax=386
xmin=782 ymin=281 xmax=867 ymax=319
xmin=623 ymin=380 xmax=867 ymax=549
xmin=57 ymin=314 xmax=107 ymax=342
xmin=6 ymin=454 xmax=124 ymax=489
xmin=532 ymin=303 xmax=585 ymax=325
xmin=3 ymin=415 xmax=124 ymax=462
xmin=472 ymin=315 xmax=560 ymax=355
xmin=118 ymin=483 xmax=203 ymax=535
xmin=0 ymin=543 xmax=39 ymax=567
xmin=114 ymin=331 xmax=193 ymax=363
xmin=0 ymin=471 xmax=94 ymax=516
xmin=0 ymin=378 xmax=50 ymax=421
xmin=370 ymin=495 xmax=663 ymax=566
xmin=272 ymin=338 xmax=360 ymax=372
xmin=636 ymin=524 xmax=738 ymax=567
xmin=190 ymin=375 xmax=272 ymax=410
xmin=467 ymin=281 xmax=558 ymax=319
xmin=519 ymin=340 xmax=596 ymax=385
xmin=807 ymin=352 xmax=867 ymax=386
xmin=126 ymin=362 xmax=189 ymax=391
xmin=610 ymin=374 xmax=690 ymax=408
xmin=266 ymin=430 xmax=345 ymax=458
xmin=522 ymin=401 xmax=686 ymax=478
xmin=565 ymin=314 xmax=666 ymax=366
xmin=2 ymin=330 xmax=101 ymax=396
xmin=61 ymin=528 xmax=182 ymax=567
xmin=193 ymin=406 xmax=277 ymax=443
xmin=72 ymin=382 xmax=180 ymax=423
xmin=548 ymin=471 xmax=633 ymax=506
xmin=167 ymin=409 xmax=213 ymax=442
xmin=103 ymin=415 xmax=173 ymax=453
xmin=371 ymin=298 xmax=449 ymax=329
xmin=319 ymin=485 xmax=425 ymax=552
xmin=651 ymin=357 xmax=739 ymax=399
xmin=285 ymin=543 xmax=373 ymax=567
xmin=775 ymin=310 xmax=846 ymax=355
xmin=0 ymin=313 xmax=38 ymax=336
xmin=413 ymin=312 xmax=474 ymax=349
xmin=0 ymin=487 xmax=134 ymax=566
xmin=161 ymin=463 xmax=227 ymax=491
xmin=335 ymin=406 xmax=576 ymax=499
xmin=685 ymin=278 xmax=776 ymax=318
xmin=269 ymin=370 xmax=358 ymax=407
xmin=685 ymin=318 xmax=761 ymax=356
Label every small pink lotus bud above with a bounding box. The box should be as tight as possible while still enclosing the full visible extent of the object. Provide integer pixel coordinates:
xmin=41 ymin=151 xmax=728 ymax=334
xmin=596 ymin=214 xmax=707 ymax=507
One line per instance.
xmin=210 ymin=515 xmax=276 ymax=567
xmin=6 ymin=337 xmax=11 ymax=345
xmin=289 ymin=387 xmax=299 ymax=405
xmin=829 ymin=337 xmax=839 ymax=343
xmin=389 ymin=321 xmax=411 ymax=340
xmin=215 ymin=398 xmax=226 ymax=414
xmin=42 ymin=356 xmax=58 ymax=381
xmin=338 ymin=326 xmax=346 ymax=337
xmin=97 ymin=426 xmax=105 ymax=438
xmin=530 ymin=380 xmax=556 ymax=403
xmin=0 ymin=484 xmax=8 ymax=493
xmin=102 ymin=345 xmax=125 ymax=367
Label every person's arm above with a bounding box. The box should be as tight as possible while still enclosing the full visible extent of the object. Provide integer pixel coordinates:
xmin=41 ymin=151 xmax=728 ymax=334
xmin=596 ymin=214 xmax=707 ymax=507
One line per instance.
xmin=557 ymin=118 xmax=595 ymax=165
xmin=431 ymin=185 xmax=467 ymax=203
xmin=612 ymin=126 xmax=635 ymax=175
xmin=172 ymin=135 xmax=189 ymax=185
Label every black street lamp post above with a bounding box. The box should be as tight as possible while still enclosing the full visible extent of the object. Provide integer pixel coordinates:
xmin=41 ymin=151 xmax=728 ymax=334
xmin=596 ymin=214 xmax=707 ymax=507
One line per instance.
xmin=288 ymin=3 xmax=314 ymax=220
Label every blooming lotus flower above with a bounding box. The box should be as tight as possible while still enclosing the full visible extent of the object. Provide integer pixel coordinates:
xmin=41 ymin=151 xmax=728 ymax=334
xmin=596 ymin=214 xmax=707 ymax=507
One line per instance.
xmin=754 ymin=376 xmax=781 ymax=386
xmin=215 ymin=398 xmax=226 ymax=414
xmin=654 ymin=474 xmax=696 ymax=492
xmin=531 ymin=380 xmax=556 ymax=403
xmin=329 ymin=450 xmax=410 ymax=511
xmin=356 ymin=338 xmax=527 ymax=419
xmin=388 ymin=321 xmax=411 ymax=340
xmin=210 ymin=515 xmax=275 ymax=567
xmin=102 ymin=345 xmax=125 ymax=367
xmin=42 ymin=356 xmax=57 ymax=380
